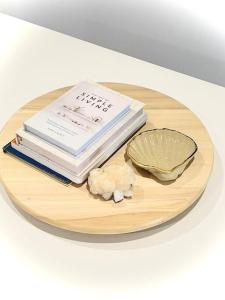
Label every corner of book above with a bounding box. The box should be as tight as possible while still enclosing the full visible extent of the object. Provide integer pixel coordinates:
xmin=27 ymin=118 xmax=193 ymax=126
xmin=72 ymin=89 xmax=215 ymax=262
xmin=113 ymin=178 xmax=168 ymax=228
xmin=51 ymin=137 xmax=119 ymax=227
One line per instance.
xmin=2 ymin=141 xmax=11 ymax=153
xmin=23 ymin=121 xmax=28 ymax=129
xmin=15 ymin=133 xmax=22 ymax=145
xmin=23 ymin=123 xmax=31 ymax=134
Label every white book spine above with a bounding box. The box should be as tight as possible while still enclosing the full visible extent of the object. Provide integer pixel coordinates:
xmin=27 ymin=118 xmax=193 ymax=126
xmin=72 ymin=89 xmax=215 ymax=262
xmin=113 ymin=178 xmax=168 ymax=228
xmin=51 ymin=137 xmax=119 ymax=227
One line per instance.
xmin=14 ymin=113 xmax=147 ymax=184
xmin=16 ymin=132 xmax=77 ymax=172
xmin=11 ymin=142 xmax=80 ymax=183
xmin=17 ymin=107 xmax=144 ymax=173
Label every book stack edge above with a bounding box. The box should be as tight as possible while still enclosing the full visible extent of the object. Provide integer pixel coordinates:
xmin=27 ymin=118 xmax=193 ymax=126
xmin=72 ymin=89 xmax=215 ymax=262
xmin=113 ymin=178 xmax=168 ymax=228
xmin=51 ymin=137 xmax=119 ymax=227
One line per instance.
xmin=4 ymin=81 xmax=147 ymax=184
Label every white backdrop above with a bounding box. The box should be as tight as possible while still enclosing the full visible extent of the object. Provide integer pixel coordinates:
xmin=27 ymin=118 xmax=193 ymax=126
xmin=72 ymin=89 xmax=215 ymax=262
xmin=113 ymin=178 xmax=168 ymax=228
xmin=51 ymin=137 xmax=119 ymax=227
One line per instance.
xmin=1 ymin=12 xmax=225 ymax=300
xmin=0 ymin=0 xmax=225 ymax=86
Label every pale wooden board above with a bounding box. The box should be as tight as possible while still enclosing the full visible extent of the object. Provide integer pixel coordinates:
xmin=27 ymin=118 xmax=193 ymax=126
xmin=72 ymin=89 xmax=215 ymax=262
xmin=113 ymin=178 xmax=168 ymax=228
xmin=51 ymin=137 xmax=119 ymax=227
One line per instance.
xmin=0 ymin=83 xmax=214 ymax=234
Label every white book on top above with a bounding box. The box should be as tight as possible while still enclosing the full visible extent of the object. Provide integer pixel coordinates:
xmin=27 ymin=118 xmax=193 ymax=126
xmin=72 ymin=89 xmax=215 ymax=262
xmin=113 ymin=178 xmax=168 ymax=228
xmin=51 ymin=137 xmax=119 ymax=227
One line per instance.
xmin=17 ymin=98 xmax=144 ymax=174
xmin=24 ymin=81 xmax=132 ymax=156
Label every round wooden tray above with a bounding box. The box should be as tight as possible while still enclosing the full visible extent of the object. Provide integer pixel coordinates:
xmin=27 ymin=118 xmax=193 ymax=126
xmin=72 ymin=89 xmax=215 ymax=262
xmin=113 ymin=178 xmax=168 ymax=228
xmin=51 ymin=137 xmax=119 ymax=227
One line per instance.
xmin=0 ymin=83 xmax=213 ymax=234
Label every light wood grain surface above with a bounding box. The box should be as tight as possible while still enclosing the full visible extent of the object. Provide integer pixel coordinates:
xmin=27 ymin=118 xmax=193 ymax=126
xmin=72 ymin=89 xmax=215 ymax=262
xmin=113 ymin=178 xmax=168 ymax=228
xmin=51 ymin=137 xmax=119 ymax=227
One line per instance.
xmin=0 ymin=83 xmax=214 ymax=234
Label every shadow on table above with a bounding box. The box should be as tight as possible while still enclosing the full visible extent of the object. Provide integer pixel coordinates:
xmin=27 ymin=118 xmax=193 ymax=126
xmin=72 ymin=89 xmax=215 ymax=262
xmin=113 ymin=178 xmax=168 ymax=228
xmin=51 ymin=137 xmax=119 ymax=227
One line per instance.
xmin=13 ymin=195 xmax=201 ymax=244
xmin=1 ymin=148 xmax=223 ymax=249
xmin=0 ymin=147 xmax=223 ymax=290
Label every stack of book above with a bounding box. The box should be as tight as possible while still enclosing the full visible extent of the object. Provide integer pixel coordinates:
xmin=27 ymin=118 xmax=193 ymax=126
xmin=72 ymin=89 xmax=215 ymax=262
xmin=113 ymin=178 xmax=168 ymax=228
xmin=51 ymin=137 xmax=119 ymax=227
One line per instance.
xmin=7 ymin=81 xmax=147 ymax=184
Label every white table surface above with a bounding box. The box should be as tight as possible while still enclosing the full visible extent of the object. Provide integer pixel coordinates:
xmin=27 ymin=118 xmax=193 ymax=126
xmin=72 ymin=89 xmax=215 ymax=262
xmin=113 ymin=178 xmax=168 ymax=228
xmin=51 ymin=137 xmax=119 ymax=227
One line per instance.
xmin=0 ymin=13 xmax=225 ymax=300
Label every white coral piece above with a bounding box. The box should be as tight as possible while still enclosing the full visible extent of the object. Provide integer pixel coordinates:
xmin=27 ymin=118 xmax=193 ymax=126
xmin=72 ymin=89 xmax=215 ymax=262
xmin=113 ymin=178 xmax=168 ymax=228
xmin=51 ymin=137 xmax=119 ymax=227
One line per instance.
xmin=88 ymin=164 xmax=135 ymax=202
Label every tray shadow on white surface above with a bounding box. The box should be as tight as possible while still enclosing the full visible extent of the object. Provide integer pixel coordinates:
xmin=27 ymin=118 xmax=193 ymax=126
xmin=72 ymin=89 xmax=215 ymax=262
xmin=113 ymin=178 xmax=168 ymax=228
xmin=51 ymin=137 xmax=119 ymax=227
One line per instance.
xmin=11 ymin=193 xmax=201 ymax=242
xmin=1 ymin=148 xmax=222 ymax=248
xmin=0 ymin=148 xmax=223 ymax=289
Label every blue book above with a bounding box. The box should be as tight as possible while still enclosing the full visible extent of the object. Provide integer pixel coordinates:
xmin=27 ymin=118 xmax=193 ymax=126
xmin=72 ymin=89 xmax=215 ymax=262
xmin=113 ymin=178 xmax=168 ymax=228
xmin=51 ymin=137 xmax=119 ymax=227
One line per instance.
xmin=2 ymin=142 xmax=72 ymax=185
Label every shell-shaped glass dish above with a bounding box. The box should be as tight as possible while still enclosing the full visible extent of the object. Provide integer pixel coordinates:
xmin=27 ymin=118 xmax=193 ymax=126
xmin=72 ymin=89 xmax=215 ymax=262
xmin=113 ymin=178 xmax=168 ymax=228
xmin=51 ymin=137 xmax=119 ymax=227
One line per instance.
xmin=127 ymin=128 xmax=198 ymax=181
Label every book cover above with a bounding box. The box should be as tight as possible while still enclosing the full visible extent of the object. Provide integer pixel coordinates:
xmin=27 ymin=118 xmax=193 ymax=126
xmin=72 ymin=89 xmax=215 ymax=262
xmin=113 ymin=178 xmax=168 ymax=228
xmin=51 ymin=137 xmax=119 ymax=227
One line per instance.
xmin=18 ymin=99 xmax=144 ymax=173
xmin=24 ymin=81 xmax=132 ymax=156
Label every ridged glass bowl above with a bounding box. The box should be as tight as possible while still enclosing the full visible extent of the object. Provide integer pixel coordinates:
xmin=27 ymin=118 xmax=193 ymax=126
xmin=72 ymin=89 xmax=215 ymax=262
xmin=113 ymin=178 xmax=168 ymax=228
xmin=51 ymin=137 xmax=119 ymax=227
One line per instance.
xmin=127 ymin=128 xmax=198 ymax=181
